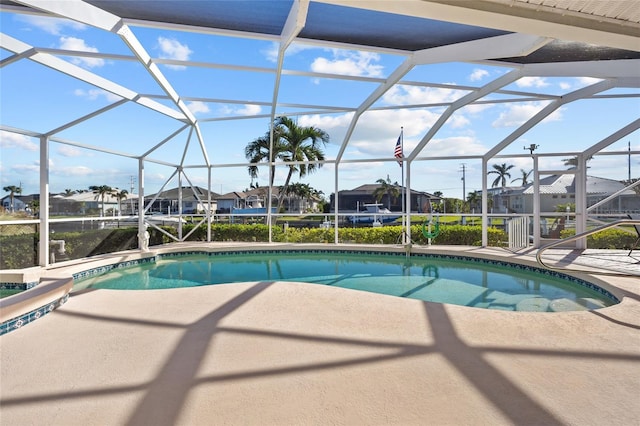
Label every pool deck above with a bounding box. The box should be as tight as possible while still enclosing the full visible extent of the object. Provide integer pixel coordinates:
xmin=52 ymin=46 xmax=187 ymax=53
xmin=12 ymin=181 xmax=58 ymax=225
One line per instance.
xmin=1 ymin=244 xmax=639 ymax=425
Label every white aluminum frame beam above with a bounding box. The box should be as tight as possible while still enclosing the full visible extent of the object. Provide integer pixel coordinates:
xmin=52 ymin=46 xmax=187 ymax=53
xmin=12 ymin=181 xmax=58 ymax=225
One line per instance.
xmin=483 ymin=78 xmax=617 ymax=160
xmin=38 ymin=136 xmax=50 ymax=266
xmin=44 ymin=99 xmax=129 ymax=137
xmin=583 ymin=118 xmax=640 ymax=159
xmin=0 ymin=33 xmax=186 ymax=121
xmin=266 ymin=0 xmax=310 ymax=241
xmin=480 ymin=77 xmax=620 ymax=246
xmin=408 ymin=69 xmax=524 ymax=161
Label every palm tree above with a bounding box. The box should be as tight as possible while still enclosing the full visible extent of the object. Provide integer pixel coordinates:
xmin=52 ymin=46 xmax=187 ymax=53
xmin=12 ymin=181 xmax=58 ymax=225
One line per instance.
xmin=3 ymin=185 xmax=22 ymax=212
xmin=488 ymin=163 xmax=515 ymax=188
xmin=511 ymin=169 xmax=533 ymax=186
xmin=562 ymin=156 xmax=593 ymax=169
xmin=28 ymin=199 xmax=40 ymax=216
xmin=245 ymin=135 xmax=288 ymax=187
xmin=115 ymin=189 xmax=128 ymax=215
xmin=372 ymin=175 xmax=400 ymax=209
xmin=245 ymin=116 xmax=329 ymax=212
xmin=89 ymin=185 xmax=114 ymax=216
xmin=64 ymin=189 xmax=75 ymax=196
xmin=466 ymin=191 xmax=480 ymax=212
xmin=622 ymin=178 xmax=640 ymax=195
xmin=282 ymin=182 xmax=313 ymax=212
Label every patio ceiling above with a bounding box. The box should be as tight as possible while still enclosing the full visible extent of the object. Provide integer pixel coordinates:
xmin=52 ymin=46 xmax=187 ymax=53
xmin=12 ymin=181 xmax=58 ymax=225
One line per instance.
xmin=1 ymin=0 xmax=639 ymax=172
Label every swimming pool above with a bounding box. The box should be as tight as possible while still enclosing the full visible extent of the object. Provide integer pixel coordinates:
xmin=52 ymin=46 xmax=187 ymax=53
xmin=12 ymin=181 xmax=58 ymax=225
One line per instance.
xmin=73 ymin=250 xmax=618 ymax=312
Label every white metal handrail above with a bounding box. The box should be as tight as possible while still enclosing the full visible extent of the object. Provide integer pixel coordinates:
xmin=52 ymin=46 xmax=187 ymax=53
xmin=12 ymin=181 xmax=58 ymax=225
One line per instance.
xmin=536 ymin=219 xmax=640 ymax=271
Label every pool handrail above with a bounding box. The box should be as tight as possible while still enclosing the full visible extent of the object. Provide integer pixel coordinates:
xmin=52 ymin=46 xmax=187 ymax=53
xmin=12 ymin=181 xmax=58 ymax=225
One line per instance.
xmin=536 ymin=218 xmax=640 ymax=271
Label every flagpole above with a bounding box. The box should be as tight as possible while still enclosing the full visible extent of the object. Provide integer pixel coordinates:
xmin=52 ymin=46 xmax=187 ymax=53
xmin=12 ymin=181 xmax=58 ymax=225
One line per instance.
xmin=400 ymin=127 xmax=405 ymax=243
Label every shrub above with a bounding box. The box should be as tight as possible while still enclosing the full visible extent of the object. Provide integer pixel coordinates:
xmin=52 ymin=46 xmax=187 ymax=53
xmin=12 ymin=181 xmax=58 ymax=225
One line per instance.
xmin=560 ymin=228 xmax=637 ymax=249
xmin=0 ymin=233 xmax=38 ymax=269
xmin=0 ymin=226 xmax=178 ymax=268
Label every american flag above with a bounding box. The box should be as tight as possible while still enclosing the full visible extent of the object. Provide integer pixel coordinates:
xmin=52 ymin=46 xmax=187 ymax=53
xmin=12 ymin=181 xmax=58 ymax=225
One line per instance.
xmin=394 ymin=134 xmax=403 ymax=166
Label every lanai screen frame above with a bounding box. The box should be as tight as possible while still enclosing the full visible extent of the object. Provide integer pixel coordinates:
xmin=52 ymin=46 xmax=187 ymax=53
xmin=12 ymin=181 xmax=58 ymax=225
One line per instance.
xmin=1 ymin=0 xmax=638 ymax=267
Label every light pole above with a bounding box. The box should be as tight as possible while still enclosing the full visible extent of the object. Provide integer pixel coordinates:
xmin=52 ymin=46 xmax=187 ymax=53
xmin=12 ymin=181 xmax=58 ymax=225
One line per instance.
xmin=460 ymin=163 xmax=466 ymax=203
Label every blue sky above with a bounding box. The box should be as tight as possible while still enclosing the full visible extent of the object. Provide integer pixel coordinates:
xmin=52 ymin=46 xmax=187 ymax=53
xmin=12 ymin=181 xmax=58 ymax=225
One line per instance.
xmin=1 ymin=11 xmax=639 ymax=201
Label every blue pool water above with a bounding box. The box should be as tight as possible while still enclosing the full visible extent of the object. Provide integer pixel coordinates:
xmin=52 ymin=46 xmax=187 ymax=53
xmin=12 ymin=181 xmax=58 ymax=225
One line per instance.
xmin=75 ymin=251 xmax=617 ymax=312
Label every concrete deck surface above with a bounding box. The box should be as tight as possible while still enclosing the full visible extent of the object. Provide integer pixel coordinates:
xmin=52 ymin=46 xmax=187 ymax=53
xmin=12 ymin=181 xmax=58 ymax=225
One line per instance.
xmin=1 ymin=246 xmax=639 ymax=425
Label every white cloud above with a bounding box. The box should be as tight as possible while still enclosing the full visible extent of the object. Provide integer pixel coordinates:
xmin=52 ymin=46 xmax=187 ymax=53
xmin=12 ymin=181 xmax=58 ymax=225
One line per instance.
xmin=187 ymin=101 xmax=211 ymax=115
xmin=17 ymin=15 xmax=86 ymax=35
xmin=577 ymin=77 xmax=603 ymax=86
xmin=11 ymin=159 xmax=53 ymax=174
xmin=334 ymin=161 xmax=387 ymax=185
xmin=262 ymin=41 xmax=317 ymax=63
xmin=426 ymin=135 xmax=487 ymax=157
xmin=469 ymin=69 xmax=489 ymax=82
xmin=299 ymin=113 xmax=353 ymax=129
xmin=56 ymin=145 xmax=85 ymax=157
xmin=12 ymin=163 xmax=40 ymax=173
xmin=73 ymin=88 xmax=121 ymax=102
xmin=300 ymin=108 xmax=441 ymax=155
xmin=157 ymin=37 xmax=192 ymax=70
xmin=463 ymin=103 xmax=494 ymax=115
xmin=262 ymin=42 xmax=279 ymax=63
xmin=558 ymin=77 xmax=603 ymax=91
xmin=219 ymin=104 xmax=262 ymax=116
xmin=144 ymin=172 xmax=167 ymax=184
xmin=237 ymin=104 xmax=262 ymax=116
xmin=310 ymin=50 xmax=383 ymax=77
xmin=492 ymin=102 xmax=563 ymax=128
xmin=307 ymin=111 xmax=406 ymax=149
xmin=382 ymin=84 xmax=464 ymax=106
xmin=0 ymin=131 xmax=38 ymax=151
xmin=448 ymin=115 xmax=470 ymax=129
xmin=51 ymin=166 xmax=94 ymax=177
xmin=515 ymin=77 xmax=549 ymax=88
xmin=59 ymin=36 xmax=105 ymax=68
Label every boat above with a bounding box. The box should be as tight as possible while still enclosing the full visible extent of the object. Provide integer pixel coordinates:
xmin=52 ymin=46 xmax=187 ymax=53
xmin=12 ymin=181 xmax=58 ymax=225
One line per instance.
xmin=348 ymin=204 xmax=400 ymax=224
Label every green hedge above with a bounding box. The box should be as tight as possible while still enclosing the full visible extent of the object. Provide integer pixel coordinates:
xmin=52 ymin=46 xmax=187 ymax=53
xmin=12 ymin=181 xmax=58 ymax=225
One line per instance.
xmin=4 ymin=223 xmax=634 ymax=270
xmin=0 ymin=233 xmax=38 ymax=269
xmin=560 ymin=228 xmax=638 ymax=249
xmin=183 ymin=224 xmax=283 ymax=242
xmin=0 ymin=227 xmax=176 ymax=269
xmin=183 ymin=223 xmax=507 ymax=246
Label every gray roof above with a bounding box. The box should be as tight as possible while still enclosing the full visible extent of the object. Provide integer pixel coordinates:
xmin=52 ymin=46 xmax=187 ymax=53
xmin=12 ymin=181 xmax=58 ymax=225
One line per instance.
xmin=517 ymin=175 xmax=635 ymax=195
xmin=218 ymin=187 xmax=280 ymax=201
xmin=149 ymin=186 xmax=220 ymax=201
xmin=340 ymin=184 xmax=441 ymax=199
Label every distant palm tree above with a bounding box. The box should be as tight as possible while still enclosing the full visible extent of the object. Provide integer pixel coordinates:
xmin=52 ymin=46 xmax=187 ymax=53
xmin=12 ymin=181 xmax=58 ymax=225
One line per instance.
xmin=3 ymin=185 xmax=22 ymax=212
xmin=466 ymin=191 xmax=480 ymax=212
xmin=28 ymin=199 xmax=40 ymax=216
xmin=488 ymin=163 xmax=515 ymax=188
xmin=64 ymin=189 xmax=75 ymax=196
xmin=115 ymin=189 xmax=128 ymax=215
xmin=511 ymin=169 xmax=533 ymax=186
xmin=622 ymin=178 xmax=640 ymax=195
xmin=562 ymin=156 xmax=593 ymax=169
xmin=372 ymin=175 xmax=400 ymax=209
xmin=245 ymin=116 xmax=329 ymax=212
xmin=282 ymin=182 xmax=314 ymax=211
xmin=89 ymin=185 xmax=114 ymax=216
